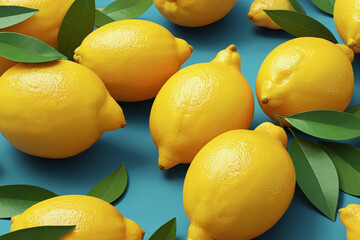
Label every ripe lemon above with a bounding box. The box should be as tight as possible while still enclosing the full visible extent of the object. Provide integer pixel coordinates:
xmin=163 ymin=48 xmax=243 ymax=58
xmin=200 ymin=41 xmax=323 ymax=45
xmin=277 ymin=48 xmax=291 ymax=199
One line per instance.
xmin=0 ymin=0 xmax=74 ymax=74
xmin=74 ymin=19 xmax=192 ymax=102
xmin=340 ymin=204 xmax=360 ymax=240
xmin=334 ymin=0 xmax=360 ymax=53
xmin=183 ymin=122 xmax=296 ymax=240
xmin=11 ymin=195 xmax=144 ymax=240
xmin=256 ymin=37 xmax=354 ymax=125
xmin=248 ymin=0 xmax=293 ymax=29
xmin=153 ymin=0 xmax=237 ymax=27
xmin=150 ymin=45 xmax=254 ymax=170
xmin=0 ymin=60 xmax=126 ymax=158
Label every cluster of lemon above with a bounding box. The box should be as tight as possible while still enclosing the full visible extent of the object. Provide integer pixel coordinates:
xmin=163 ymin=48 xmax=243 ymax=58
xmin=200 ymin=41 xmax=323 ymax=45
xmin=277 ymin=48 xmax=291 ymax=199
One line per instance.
xmin=0 ymin=0 xmax=359 ymax=239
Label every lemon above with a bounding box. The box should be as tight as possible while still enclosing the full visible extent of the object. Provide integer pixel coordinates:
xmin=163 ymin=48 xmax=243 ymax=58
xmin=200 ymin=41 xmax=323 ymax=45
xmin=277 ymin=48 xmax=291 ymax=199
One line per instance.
xmin=150 ymin=45 xmax=254 ymax=170
xmin=183 ymin=122 xmax=296 ymax=240
xmin=74 ymin=19 xmax=192 ymax=102
xmin=256 ymin=37 xmax=354 ymax=125
xmin=11 ymin=195 xmax=144 ymax=240
xmin=0 ymin=0 xmax=74 ymax=75
xmin=340 ymin=204 xmax=360 ymax=240
xmin=248 ymin=0 xmax=293 ymax=29
xmin=0 ymin=60 xmax=125 ymax=158
xmin=153 ymin=0 xmax=237 ymax=27
xmin=334 ymin=0 xmax=360 ymax=53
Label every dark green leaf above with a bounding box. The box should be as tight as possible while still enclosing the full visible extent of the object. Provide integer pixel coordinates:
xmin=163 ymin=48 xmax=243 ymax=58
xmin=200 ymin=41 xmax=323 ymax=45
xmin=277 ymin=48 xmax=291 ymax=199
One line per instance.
xmin=288 ymin=0 xmax=306 ymax=14
xmin=280 ymin=110 xmax=360 ymax=140
xmin=0 ymin=6 xmax=38 ymax=29
xmin=289 ymin=134 xmax=339 ymax=221
xmin=320 ymin=142 xmax=360 ymax=196
xmin=0 ymin=185 xmax=57 ymax=218
xmin=87 ymin=163 xmax=128 ymax=204
xmin=58 ymin=0 xmax=95 ymax=60
xmin=0 ymin=32 xmax=67 ymax=63
xmin=312 ymin=0 xmax=335 ymax=15
xmin=149 ymin=218 xmax=176 ymax=240
xmin=95 ymin=9 xmax=114 ymax=27
xmin=264 ymin=10 xmax=337 ymax=43
xmin=0 ymin=226 xmax=75 ymax=240
xmin=102 ymin=0 xmax=153 ymax=20
xmin=346 ymin=104 xmax=360 ymax=118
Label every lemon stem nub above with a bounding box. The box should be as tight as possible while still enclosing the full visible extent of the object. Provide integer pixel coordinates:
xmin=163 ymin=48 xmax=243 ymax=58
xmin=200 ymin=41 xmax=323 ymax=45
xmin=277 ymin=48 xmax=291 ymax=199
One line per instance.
xmin=262 ymin=98 xmax=269 ymax=104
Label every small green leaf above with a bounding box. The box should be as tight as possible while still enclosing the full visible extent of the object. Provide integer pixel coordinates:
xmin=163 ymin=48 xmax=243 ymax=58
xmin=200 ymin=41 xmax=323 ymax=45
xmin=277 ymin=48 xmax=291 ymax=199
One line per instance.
xmin=288 ymin=0 xmax=306 ymax=14
xmin=87 ymin=163 xmax=128 ymax=204
xmin=0 ymin=226 xmax=75 ymax=240
xmin=58 ymin=0 xmax=95 ymax=60
xmin=0 ymin=185 xmax=57 ymax=218
xmin=346 ymin=104 xmax=360 ymax=118
xmin=102 ymin=0 xmax=153 ymax=20
xmin=280 ymin=110 xmax=360 ymax=140
xmin=312 ymin=0 xmax=335 ymax=15
xmin=0 ymin=32 xmax=67 ymax=63
xmin=320 ymin=142 xmax=360 ymax=196
xmin=95 ymin=9 xmax=114 ymax=27
xmin=149 ymin=218 xmax=177 ymax=240
xmin=264 ymin=10 xmax=337 ymax=43
xmin=0 ymin=6 xmax=38 ymax=29
xmin=289 ymin=134 xmax=339 ymax=221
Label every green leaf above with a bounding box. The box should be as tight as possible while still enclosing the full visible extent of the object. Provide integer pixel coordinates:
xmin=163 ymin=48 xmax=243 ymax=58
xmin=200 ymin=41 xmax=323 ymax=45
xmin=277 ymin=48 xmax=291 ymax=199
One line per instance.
xmin=320 ymin=142 xmax=360 ymax=196
xmin=0 ymin=6 xmax=38 ymax=29
xmin=289 ymin=134 xmax=339 ymax=221
xmin=264 ymin=10 xmax=337 ymax=43
xmin=0 ymin=185 xmax=57 ymax=219
xmin=87 ymin=163 xmax=128 ymax=204
xmin=346 ymin=104 xmax=360 ymax=118
xmin=102 ymin=0 xmax=153 ymax=20
xmin=288 ymin=0 xmax=306 ymax=14
xmin=0 ymin=226 xmax=75 ymax=240
xmin=149 ymin=218 xmax=177 ymax=240
xmin=58 ymin=0 xmax=95 ymax=60
xmin=312 ymin=0 xmax=335 ymax=15
xmin=95 ymin=9 xmax=114 ymax=27
xmin=0 ymin=32 xmax=67 ymax=63
xmin=280 ymin=110 xmax=360 ymax=140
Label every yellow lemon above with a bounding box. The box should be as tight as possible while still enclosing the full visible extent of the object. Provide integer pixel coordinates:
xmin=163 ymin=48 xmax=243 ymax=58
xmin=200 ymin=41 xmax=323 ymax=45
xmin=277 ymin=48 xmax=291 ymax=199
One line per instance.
xmin=153 ymin=0 xmax=237 ymax=27
xmin=248 ymin=0 xmax=293 ymax=29
xmin=150 ymin=45 xmax=254 ymax=170
xmin=256 ymin=37 xmax=354 ymax=125
xmin=0 ymin=60 xmax=125 ymax=158
xmin=340 ymin=204 xmax=360 ymax=240
xmin=74 ymin=19 xmax=192 ymax=102
xmin=183 ymin=122 xmax=296 ymax=240
xmin=0 ymin=0 xmax=74 ymax=74
xmin=11 ymin=195 xmax=144 ymax=240
xmin=334 ymin=0 xmax=360 ymax=53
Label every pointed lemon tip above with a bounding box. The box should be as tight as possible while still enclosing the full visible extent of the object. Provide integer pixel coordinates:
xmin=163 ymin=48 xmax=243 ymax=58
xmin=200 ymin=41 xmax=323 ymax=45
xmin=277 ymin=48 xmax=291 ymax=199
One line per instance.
xmin=247 ymin=14 xmax=253 ymax=20
xmin=158 ymin=148 xmax=180 ymax=170
xmin=187 ymin=224 xmax=213 ymax=240
xmin=255 ymin=122 xmax=288 ymax=148
xmin=121 ymin=121 xmax=127 ymax=128
xmin=336 ymin=44 xmax=355 ymax=62
xmin=214 ymin=44 xmax=241 ymax=68
xmin=101 ymin=97 xmax=126 ymax=132
xmin=261 ymin=97 xmax=269 ymax=104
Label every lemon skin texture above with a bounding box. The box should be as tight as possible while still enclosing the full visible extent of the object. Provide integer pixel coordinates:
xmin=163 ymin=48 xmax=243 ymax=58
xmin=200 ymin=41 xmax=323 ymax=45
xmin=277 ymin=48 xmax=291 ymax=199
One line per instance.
xmin=10 ymin=195 xmax=144 ymax=240
xmin=74 ymin=19 xmax=192 ymax=102
xmin=153 ymin=0 xmax=237 ymax=27
xmin=334 ymin=0 xmax=360 ymax=53
xmin=150 ymin=45 xmax=254 ymax=170
xmin=0 ymin=60 xmax=126 ymax=159
xmin=183 ymin=122 xmax=296 ymax=240
xmin=0 ymin=0 xmax=74 ymax=75
xmin=256 ymin=37 xmax=354 ymax=126
xmin=340 ymin=204 xmax=360 ymax=240
xmin=248 ymin=0 xmax=293 ymax=29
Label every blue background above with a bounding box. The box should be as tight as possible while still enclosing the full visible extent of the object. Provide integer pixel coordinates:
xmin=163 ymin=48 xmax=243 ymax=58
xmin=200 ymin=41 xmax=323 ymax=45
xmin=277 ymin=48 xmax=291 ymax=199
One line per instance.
xmin=0 ymin=0 xmax=359 ymax=239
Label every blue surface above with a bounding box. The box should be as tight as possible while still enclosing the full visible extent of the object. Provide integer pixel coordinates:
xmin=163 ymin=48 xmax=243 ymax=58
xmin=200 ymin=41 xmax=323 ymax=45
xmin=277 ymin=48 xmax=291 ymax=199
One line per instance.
xmin=0 ymin=0 xmax=359 ymax=239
